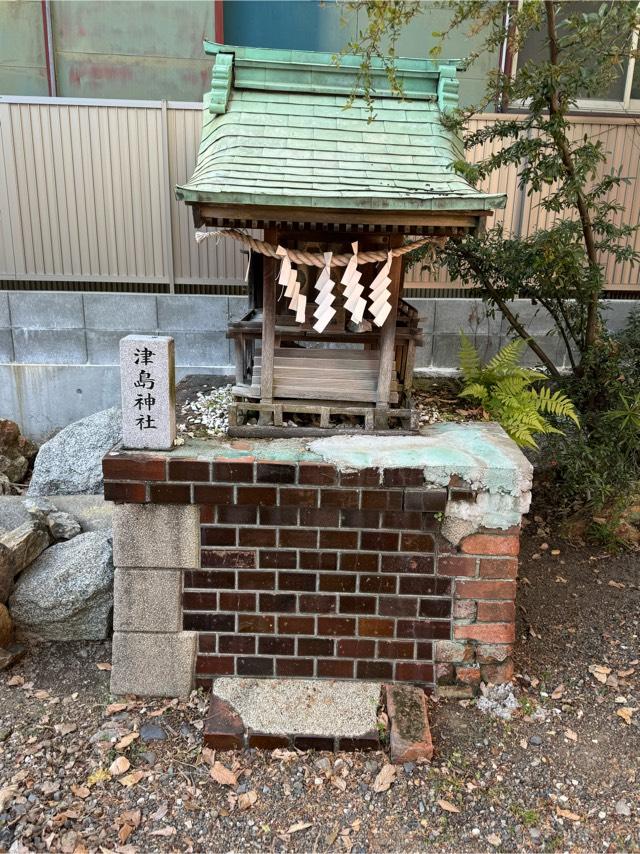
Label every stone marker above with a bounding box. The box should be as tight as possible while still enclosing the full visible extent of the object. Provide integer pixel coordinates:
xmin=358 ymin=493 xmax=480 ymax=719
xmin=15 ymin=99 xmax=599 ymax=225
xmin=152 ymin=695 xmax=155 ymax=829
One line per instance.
xmin=120 ymin=335 xmax=176 ymax=450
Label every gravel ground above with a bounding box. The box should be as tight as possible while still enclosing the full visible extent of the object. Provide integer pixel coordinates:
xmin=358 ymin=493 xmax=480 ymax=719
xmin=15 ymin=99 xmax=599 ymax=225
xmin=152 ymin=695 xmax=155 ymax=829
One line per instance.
xmin=0 ymin=524 xmax=638 ymax=853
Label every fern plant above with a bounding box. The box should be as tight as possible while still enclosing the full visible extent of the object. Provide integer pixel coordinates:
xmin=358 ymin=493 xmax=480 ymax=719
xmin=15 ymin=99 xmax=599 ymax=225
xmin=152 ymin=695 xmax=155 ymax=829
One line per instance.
xmin=458 ymin=335 xmax=579 ymax=449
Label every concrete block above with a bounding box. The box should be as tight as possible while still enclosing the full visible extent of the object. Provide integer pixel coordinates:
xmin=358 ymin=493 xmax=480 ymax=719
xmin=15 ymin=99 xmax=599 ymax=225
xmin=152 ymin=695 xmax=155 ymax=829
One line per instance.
xmin=9 ymin=292 xmax=84 ymax=329
xmin=603 ymin=300 xmax=636 ymax=333
xmin=406 ymin=298 xmax=436 ymax=334
xmin=431 ymin=333 xmax=501 ymax=369
xmin=227 ymin=296 xmax=249 ymax=323
xmin=83 ymin=294 xmax=157 ymax=332
xmin=86 ymin=331 xmax=125 ymax=365
xmin=0 ymin=329 xmax=14 ymax=362
xmin=499 ymin=301 xmax=555 ymax=336
xmin=113 ymin=568 xmax=181 ymax=633
xmin=113 ymin=503 xmax=199 ymax=569
xmin=120 ymin=335 xmax=176 ymax=450
xmin=12 ymin=329 xmax=87 ymax=364
xmin=111 ymin=630 xmax=196 ymax=697
xmin=0 ymin=293 xmax=10 ymax=327
xmin=157 ymin=295 xmax=228 ymax=332
xmin=413 ymin=334 xmax=434 ymax=369
xmin=169 ymin=332 xmax=230 ymax=368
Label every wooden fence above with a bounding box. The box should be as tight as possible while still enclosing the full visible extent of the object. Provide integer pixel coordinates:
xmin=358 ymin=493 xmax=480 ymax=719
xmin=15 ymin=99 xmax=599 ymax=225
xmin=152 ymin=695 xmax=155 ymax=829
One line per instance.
xmin=1 ymin=97 xmax=639 ymax=293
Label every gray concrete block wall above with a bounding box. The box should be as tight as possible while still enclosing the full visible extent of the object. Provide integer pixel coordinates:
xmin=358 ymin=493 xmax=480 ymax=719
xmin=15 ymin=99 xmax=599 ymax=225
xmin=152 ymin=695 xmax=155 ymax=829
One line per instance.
xmin=0 ymin=290 xmax=637 ymax=441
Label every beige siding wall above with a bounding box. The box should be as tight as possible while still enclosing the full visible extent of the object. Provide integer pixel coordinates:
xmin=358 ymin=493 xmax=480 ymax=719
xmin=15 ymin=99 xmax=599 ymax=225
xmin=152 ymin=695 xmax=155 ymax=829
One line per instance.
xmin=0 ymin=99 xmax=638 ymax=292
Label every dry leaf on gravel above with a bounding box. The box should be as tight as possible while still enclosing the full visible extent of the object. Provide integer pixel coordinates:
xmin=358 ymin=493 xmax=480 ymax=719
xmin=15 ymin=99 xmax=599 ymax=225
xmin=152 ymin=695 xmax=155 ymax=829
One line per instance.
xmin=564 ymin=728 xmax=578 ymax=742
xmin=119 ymin=771 xmax=145 ymax=788
xmin=372 ymin=765 xmax=396 ymax=793
xmin=116 ymin=732 xmax=139 ymax=751
xmin=0 ymin=786 xmax=17 ymax=811
xmin=437 ymin=799 xmax=460 ymax=814
xmin=287 ymin=822 xmax=313 ymax=834
xmin=616 ymin=707 xmax=637 ymax=724
xmin=71 ymin=785 xmax=90 ymax=799
xmin=105 ymin=703 xmax=127 ymax=716
xmin=588 ymin=664 xmax=612 ymax=684
xmin=556 ymin=808 xmax=581 ymax=821
xmin=55 ymin=722 xmax=77 ymax=736
xmin=210 ymin=762 xmax=237 ymax=787
xmin=109 ymin=756 xmax=131 ymax=776
xmin=238 ymin=790 xmax=258 ymax=810
xmin=149 ymin=826 xmax=176 ymax=837
xmin=551 ymin=684 xmax=565 ymax=699
xmin=150 ymin=804 xmax=169 ymax=822
xmin=95 ymin=663 xmax=112 ymax=671
xmin=487 ymin=833 xmax=501 ymax=847
xmin=6 ymin=675 xmax=24 ymax=687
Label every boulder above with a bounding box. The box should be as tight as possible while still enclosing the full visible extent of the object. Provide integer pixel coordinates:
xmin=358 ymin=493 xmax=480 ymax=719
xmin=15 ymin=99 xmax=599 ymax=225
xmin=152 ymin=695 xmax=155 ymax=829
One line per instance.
xmin=9 ymin=532 xmax=114 ymax=640
xmin=0 ymin=603 xmax=12 ymax=647
xmin=47 ymin=511 xmax=82 ymax=541
xmin=0 ymin=419 xmax=37 ymax=487
xmin=0 ymin=520 xmax=51 ymax=603
xmin=28 ymin=408 xmax=121 ymax=496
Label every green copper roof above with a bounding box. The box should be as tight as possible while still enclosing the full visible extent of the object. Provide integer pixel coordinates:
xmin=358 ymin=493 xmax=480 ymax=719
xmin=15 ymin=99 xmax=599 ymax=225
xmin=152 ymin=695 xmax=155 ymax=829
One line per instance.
xmin=175 ymin=42 xmax=506 ymax=214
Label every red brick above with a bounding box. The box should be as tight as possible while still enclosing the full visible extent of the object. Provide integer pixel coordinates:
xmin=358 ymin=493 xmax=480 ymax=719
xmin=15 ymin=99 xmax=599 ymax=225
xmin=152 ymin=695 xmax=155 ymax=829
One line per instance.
xmin=339 ymin=468 xmax=380 ymax=487
xmin=377 ymin=640 xmax=415 ymax=660
xmin=454 ymin=623 xmax=515 ymax=643
xmin=299 ymin=551 xmax=337 ymax=571
xmin=456 ymin=665 xmax=481 ymax=686
xmin=238 ymin=528 xmax=277 ymax=548
xmin=258 ymin=636 xmax=295 ymax=656
xmin=103 ymin=455 xmax=167 ymax=481
xmin=480 ymin=659 xmax=514 ymax=683
xmin=260 ymin=506 xmax=297 ymax=526
xmin=278 ymin=571 xmax=317 ymax=592
xmin=361 ymin=530 xmax=399 ymax=551
xmin=104 ymin=481 xmax=147 ymax=503
xmin=259 ymin=593 xmax=297 ymax=612
xmin=319 ymin=573 xmax=356 ymax=593
xmin=218 ymin=635 xmax=255 ymax=654
xmin=280 ymin=487 xmax=318 ymax=507
xmin=337 ymin=639 xmax=375 ymax=658
xmin=237 ymin=657 xmax=274 ymax=676
xmin=317 ymin=616 xmax=356 ymax=636
xmin=202 ymin=550 xmax=255 ymax=569
xmin=378 ymin=596 xmax=416 ymax=617
xmin=380 ymin=510 xmax=423 ymax=530
xmin=297 ymin=638 xmax=334 ymax=656
xmin=320 ymin=529 xmax=358 ymax=550
xmin=403 ymin=489 xmax=447 ymax=512
xmin=479 ymin=558 xmax=518 ymax=578
xmin=183 ymin=613 xmax=234 ymax=632
xmin=182 ymin=591 xmax=217 ymax=610
xmin=294 ymin=735 xmax=335 ymax=751
xmin=396 ymin=620 xmax=451 ymax=640
xmin=419 ymin=599 xmax=452 ymax=619
xmin=455 ymin=579 xmax=516 ymax=601
xmin=219 ymin=592 xmax=256 ymax=611
xmin=279 ymin=528 xmax=318 ymax=548
xmin=259 ymin=550 xmax=296 ymax=569
xmin=238 ymin=614 xmax=274 ymax=633
xmin=298 ymin=463 xmax=337 ymax=485
xmin=437 ymin=555 xmax=477 ymax=577
xmin=399 ymin=576 xmax=450 ymax=596
xmin=338 ymin=733 xmax=380 ymax=751
xmin=300 ymin=507 xmax=340 ymax=527
xmin=394 ymin=662 xmax=434 ymax=683
xmin=317 ymin=659 xmax=354 ymax=678
xmin=381 ymin=554 xmax=434 ymax=574
xmin=359 ymin=574 xmax=396 ymax=594
xmin=218 ymin=505 xmax=257 ymax=524
xmin=400 ymin=532 xmax=435 ymax=552
xmin=184 ymin=570 xmax=235 ymax=589
xmin=477 ymin=601 xmax=516 ymax=622
xmin=339 ymin=552 xmax=379 ymax=572
xmin=213 ymin=460 xmax=254 ymax=482
xmin=196 ymin=656 xmax=234 ymax=675
xmin=168 ymin=459 xmax=210 ymax=481
xmin=475 ymin=643 xmax=511 ymax=663
xmin=201 ymin=527 xmax=237 ymax=547
xmin=194 ymin=484 xmax=234 ymax=504
xmin=385 ymin=684 xmax=433 ymax=763
xmin=149 ymin=483 xmax=191 ymax=503
xmin=198 ymin=635 xmax=216 ymax=653
xmin=339 ymin=595 xmax=376 ymax=615
xmin=276 ymin=658 xmax=314 ymax=677
xmin=256 ymin=462 xmax=296 ymax=484
xmin=361 ymin=490 xmax=401 ymax=510
xmin=358 ymin=617 xmax=395 ymax=638
xmin=357 ymin=660 xmax=392 ymax=680
xmin=460 ymin=533 xmax=520 ymax=556
xmin=383 ymin=467 xmax=424 ymax=487
xmin=416 ymin=642 xmax=433 ymax=660
xmin=237 ymin=486 xmax=277 ymax=505
xmin=320 ymin=489 xmax=359 ymax=509
xmin=340 ymin=509 xmax=380 ymax=529
xmin=278 ymin=616 xmax=314 ymax=634
xmin=200 ymin=506 xmax=215 ymax=523
xmin=248 ymin=732 xmax=291 ymax=749
xmin=299 ymin=594 xmax=336 ymax=614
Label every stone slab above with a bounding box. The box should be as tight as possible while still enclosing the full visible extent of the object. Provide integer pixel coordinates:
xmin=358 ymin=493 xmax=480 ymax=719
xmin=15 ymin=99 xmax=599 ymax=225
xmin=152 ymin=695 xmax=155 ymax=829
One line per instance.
xmin=0 ymin=496 xmax=113 ymax=535
xmin=120 ymin=335 xmax=176 ymax=451
xmin=113 ymin=567 xmax=181 ymax=633
xmin=112 ymin=503 xmax=199 ymax=568
xmin=111 ymin=630 xmax=197 ymax=697
xmin=212 ymin=677 xmax=381 ymax=738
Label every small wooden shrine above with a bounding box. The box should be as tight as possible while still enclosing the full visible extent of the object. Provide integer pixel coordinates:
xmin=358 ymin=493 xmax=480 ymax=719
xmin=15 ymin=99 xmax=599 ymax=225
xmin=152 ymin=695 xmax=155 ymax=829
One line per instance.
xmin=176 ymin=43 xmax=505 ymax=435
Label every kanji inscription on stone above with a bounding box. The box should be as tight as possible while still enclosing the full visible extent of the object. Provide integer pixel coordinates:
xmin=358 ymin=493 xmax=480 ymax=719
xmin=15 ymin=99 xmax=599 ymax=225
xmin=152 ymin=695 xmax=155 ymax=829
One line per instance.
xmin=120 ymin=335 xmax=176 ymax=450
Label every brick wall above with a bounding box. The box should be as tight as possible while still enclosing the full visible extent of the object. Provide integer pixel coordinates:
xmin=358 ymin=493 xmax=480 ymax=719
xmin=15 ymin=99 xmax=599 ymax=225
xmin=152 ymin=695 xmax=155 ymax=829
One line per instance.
xmin=104 ymin=451 xmax=520 ymax=695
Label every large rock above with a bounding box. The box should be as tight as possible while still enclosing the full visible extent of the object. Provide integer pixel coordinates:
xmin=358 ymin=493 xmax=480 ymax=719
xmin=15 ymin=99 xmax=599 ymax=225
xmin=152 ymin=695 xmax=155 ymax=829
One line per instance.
xmin=0 ymin=520 xmax=50 ymax=603
xmin=0 ymin=419 xmax=38 ymax=488
xmin=28 ymin=408 xmax=121 ymax=496
xmin=9 ymin=532 xmax=114 ymax=640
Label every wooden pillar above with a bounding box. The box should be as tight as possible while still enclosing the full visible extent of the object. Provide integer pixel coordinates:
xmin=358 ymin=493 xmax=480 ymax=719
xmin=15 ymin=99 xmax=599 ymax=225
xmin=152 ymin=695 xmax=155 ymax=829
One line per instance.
xmin=375 ymin=234 xmax=404 ymax=426
xmin=260 ymin=228 xmax=277 ymax=403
